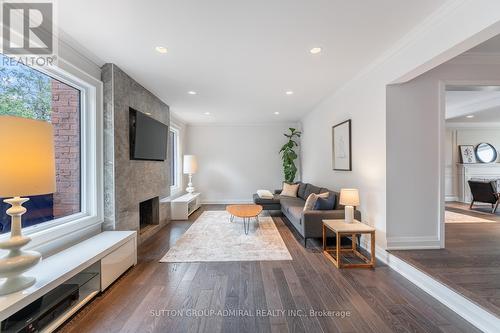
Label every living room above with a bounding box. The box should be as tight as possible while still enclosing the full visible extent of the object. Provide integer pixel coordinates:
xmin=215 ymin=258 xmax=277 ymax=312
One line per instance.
xmin=1 ymin=1 xmax=500 ymax=333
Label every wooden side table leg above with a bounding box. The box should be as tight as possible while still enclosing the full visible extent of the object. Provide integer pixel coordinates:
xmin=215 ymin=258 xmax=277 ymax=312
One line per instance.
xmin=370 ymin=231 xmax=376 ymax=268
xmin=352 ymin=233 xmax=356 ymax=251
xmin=322 ymin=223 xmax=326 ymax=251
xmin=336 ymin=231 xmax=341 ymax=268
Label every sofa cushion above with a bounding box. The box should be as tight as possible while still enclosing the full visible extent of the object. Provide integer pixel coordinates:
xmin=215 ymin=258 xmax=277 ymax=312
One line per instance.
xmin=297 ymin=182 xmax=308 ymax=199
xmin=280 ymin=196 xmax=305 ymax=207
xmin=280 ymin=196 xmax=305 ymax=214
xmin=288 ymin=206 xmax=304 ymax=222
xmin=314 ymin=193 xmax=336 ymax=210
xmin=303 ymin=184 xmax=321 ymax=199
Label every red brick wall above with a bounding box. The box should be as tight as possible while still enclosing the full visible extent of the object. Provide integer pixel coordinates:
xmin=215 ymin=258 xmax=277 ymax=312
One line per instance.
xmin=51 ymin=80 xmax=81 ymax=218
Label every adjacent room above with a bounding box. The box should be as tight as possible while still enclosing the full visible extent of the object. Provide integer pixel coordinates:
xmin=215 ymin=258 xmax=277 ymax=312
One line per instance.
xmin=1 ymin=1 xmax=500 ymax=333
xmin=388 ymin=34 xmax=500 ymax=318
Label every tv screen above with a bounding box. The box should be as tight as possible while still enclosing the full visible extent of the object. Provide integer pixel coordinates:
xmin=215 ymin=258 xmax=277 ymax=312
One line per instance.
xmin=129 ymin=108 xmax=168 ymax=161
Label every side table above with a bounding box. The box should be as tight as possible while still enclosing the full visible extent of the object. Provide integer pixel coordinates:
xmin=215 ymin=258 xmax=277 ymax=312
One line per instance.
xmin=322 ymin=219 xmax=376 ymax=269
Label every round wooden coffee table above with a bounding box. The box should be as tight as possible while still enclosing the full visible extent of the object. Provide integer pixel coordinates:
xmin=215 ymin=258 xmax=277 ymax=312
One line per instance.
xmin=226 ymin=204 xmax=263 ymax=235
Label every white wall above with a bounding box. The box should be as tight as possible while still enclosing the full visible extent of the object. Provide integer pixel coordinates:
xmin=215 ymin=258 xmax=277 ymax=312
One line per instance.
xmin=387 ymin=62 xmax=500 ymax=250
xmin=300 ymin=0 xmax=500 ymax=250
xmin=186 ymin=123 xmax=300 ymax=203
xmin=445 ymin=125 xmax=500 ymax=200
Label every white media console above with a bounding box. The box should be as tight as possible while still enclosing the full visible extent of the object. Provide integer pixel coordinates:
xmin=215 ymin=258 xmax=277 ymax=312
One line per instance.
xmin=0 ymin=231 xmax=137 ymax=332
xmin=169 ymin=192 xmax=201 ymax=220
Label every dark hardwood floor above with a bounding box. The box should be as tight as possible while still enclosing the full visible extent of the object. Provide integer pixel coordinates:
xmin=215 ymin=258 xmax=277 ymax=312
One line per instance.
xmin=391 ymin=202 xmax=500 ymax=317
xmin=59 ymin=205 xmax=477 ymax=333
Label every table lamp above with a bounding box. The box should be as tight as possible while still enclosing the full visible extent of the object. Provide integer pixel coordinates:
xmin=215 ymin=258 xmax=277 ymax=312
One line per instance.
xmin=339 ymin=189 xmax=359 ymax=223
xmin=0 ymin=116 xmax=56 ymax=295
xmin=183 ymin=155 xmax=198 ymax=193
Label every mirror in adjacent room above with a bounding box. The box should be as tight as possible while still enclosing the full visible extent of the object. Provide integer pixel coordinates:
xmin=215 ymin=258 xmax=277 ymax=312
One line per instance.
xmin=475 ymin=143 xmax=498 ymax=163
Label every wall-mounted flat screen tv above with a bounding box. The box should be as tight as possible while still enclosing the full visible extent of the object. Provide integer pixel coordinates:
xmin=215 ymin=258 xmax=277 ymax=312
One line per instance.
xmin=129 ymin=108 xmax=168 ymax=161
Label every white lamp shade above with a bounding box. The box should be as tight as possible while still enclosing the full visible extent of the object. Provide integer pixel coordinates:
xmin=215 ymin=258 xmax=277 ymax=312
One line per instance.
xmin=183 ymin=155 xmax=198 ymax=174
xmin=339 ymin=188 xmax=360 ymax=206
xmin=0 ymin=116 xmax=56 ymax=197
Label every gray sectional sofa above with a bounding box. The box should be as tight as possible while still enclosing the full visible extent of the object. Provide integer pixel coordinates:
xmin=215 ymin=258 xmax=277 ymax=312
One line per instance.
xmin=253 ymin=182 xmax=361 ymax=247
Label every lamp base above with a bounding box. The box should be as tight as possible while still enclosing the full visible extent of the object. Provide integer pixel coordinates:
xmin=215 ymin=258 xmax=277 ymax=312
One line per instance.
xmin=0 ymin=275 xmax=36 ymax=296
xmin=345 ymin=205 xmax=354 ymax=223
xmin=186 ymin=173 xmax=195 ymax=193
xmin=0 ymin=197 xmax=41 ymax=295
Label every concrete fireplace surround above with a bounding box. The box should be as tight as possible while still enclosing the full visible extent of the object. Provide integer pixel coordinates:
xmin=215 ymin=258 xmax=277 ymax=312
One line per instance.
xmin=102 ymin=63 xmax=171 ymax=243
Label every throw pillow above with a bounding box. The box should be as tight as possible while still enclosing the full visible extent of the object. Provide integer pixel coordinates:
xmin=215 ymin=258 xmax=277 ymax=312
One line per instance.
xmin=303 ymin=193 xmax=318 ymax=211
xmin=314 ymin=192 xmax=336 ymax=210
xmin=303 ymin=192 xmax=329 ymax=211
xmin=281 ymin=182 xmax=299 ymax=197
xmin=257 ymin=189 xmax=274 ymax=199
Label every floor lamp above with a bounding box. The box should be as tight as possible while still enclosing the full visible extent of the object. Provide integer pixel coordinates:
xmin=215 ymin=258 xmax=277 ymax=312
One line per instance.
xmin=0 ymin=116 xmax=56 ymax=295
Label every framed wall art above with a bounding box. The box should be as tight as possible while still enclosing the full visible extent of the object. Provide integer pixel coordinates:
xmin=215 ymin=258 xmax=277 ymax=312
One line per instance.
xmin=459 ymin=145 xmax=477 ymax=164
xmin=332 ymin=119 xmax=352 ymax=171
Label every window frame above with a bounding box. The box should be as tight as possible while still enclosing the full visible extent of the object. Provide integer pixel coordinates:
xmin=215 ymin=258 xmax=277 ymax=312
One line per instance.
xmin=0 ymin=58 xmax=103 ymax=250
xmin=169 ymin=124 xmax=182 ymax=195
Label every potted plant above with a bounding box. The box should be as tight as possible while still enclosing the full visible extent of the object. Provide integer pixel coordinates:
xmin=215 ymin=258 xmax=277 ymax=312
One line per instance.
xmin=279 ymin=128 xmax=302 ymax=183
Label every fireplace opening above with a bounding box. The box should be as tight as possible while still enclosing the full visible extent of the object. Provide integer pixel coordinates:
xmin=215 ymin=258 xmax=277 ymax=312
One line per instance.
xmin=139 ymin=197 xmax=159 ymax=230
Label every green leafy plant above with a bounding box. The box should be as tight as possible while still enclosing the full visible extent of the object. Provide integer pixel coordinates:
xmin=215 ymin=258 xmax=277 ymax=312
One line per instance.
xmin=279 ymin=128 xmax=302 ymax=183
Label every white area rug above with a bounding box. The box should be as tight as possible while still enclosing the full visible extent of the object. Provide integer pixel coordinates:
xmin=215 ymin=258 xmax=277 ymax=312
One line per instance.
xmin=160 ymin=211 xmax=292 ymax=262
xmin=445 ymin=210 xmax=496 ymax=224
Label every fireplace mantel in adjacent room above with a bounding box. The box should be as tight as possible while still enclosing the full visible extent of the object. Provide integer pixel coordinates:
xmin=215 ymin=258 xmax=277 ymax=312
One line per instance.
xmin=457 ymin=163 xmax=500 ymax=203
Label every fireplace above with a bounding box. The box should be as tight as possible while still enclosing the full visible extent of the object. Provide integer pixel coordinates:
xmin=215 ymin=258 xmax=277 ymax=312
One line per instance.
xmin=139 ymin=197 xmax=159 ymax=230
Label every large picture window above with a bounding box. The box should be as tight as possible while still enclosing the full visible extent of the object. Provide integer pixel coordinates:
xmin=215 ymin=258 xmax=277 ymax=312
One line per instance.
xmin=169 ymin=127 xmax=179 ymax=191
xmin=0 ymin=54 xmax=81 ymax=234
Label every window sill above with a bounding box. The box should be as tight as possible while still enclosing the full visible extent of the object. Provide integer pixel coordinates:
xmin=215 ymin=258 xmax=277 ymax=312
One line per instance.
xmin=0 ymin=215 xmax=103 ymax=254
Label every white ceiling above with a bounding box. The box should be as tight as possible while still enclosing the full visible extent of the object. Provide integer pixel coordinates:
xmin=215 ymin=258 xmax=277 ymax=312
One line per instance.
xmin=446 ymin=90 xmax=500 ymax=122
xmin=58 ymin=0 xmax=446 ymax=124
xmin=445 ymin=34 xmax=500 ymax=123
xmin=446 ymin=105 xmax=500 ymax=123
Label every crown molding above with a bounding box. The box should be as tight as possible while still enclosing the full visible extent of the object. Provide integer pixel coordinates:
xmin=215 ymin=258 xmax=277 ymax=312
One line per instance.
xmin=349 ymin=0 xmax=469 ymax=85
xmin=446 ymin=93 xmax=500 ymax=119
xmin=446 ymin=122 xmax=500 ymax=128
xmin=186 ymin=121 xmax=300 ymax=128
xmin=447 ymin=52 xmax=500 ymax=65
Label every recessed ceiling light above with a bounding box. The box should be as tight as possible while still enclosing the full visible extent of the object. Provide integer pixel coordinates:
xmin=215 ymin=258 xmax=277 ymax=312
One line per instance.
xmin=188 ymin=91 xmax=197 ymax=95
xmin=155 ymin=46 xmax=168 ymax=54
xmin=310 ymin=47 xmax=322 ymax=54
xmin=204 ymin=112 xmax=210 ymax=115
xmin=274 ymin=112 xmax=280 ymax=115
xmin=145 ymin=112 xmax=152 ymax=116
xmin=285 ymin=91 xmax=294 ymax=95
xmin=466 ymin=115 xmax=475 ymax=118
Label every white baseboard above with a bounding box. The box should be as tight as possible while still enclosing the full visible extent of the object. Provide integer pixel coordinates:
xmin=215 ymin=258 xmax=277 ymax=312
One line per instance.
xmin=386 ymin=236 xmax=441 ymax=250
xmin=445 ymin=196 xmax=459 ymax=202
xmin=201 ymin=199 xmax=253 ymax=204
xmin=359 ymin=240 xmax=500 ymax=332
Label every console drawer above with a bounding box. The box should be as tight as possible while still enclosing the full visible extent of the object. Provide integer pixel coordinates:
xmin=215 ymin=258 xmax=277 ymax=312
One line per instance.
xmin=101 ymin=239 xmax=136 ymax=290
